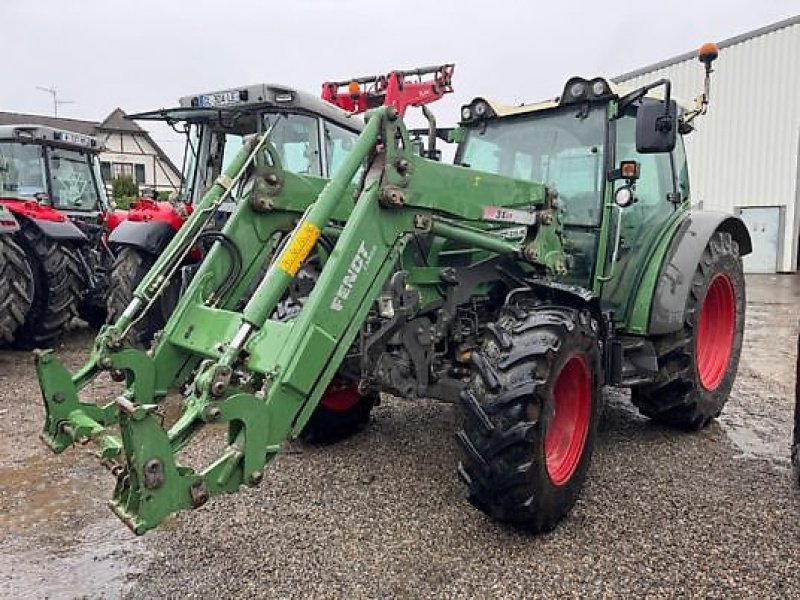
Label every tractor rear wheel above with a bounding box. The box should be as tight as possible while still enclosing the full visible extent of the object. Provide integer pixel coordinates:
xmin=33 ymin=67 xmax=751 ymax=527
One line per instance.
xmin=107 ymin=246 xmax=177 ymax=348
xmin=458 ymin=305 xmax=602 ymax=532
xmin=0 ymin=236 xmax=33 ymax=345
xmin=632 ymin=231 xmax=745 ymax=429
xmin=301 ymin=383 xmax=377 ymax=443
xmin=14 ymin=223 xmax=83 ymax=348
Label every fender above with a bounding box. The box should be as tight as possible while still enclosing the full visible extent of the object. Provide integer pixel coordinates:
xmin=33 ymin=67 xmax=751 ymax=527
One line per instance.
xmin=108 ymin=220 xmax=176 ymax=254
xmin=646 ymin=210 xmax=751 ymax=336
xmin=1 ymin=200 xmax=88 ymax=242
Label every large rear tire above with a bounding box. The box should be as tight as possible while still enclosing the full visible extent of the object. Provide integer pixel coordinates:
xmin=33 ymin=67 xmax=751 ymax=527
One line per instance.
xmin=632 ymin=231 xmax=745 ymax=429
xmin=0 ymin=236 xmax=33 ymax=345
xmin=14 ymin=223 xmax=83 ymax=348
xmin=458 ymin=305 xmax=602 ymax=532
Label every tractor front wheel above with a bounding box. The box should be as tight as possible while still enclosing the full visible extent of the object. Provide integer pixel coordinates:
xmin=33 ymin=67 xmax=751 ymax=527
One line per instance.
xmin=107 ymin=246 xmax=176 ymax=348
xmin=300 ymin=383 xmax=377 ymax=444
xmin=0 ymin=236 xmax=33 ymax=345
xmin=632 ymin=231 xmax=745 ymax=429
xmin=458 ymin=305 xmax=602 ymax=532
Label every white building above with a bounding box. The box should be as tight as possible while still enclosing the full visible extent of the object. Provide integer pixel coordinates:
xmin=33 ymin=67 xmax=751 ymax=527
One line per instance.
xmin=615 ymin=15 xmax=800 ymax=273
xmin=0 ymin=108 xmax=181 ymax=196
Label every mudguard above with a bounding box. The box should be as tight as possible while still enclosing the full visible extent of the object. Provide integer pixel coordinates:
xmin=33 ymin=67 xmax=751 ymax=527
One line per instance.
xmin=22 ymin=215 xmax=88 ymax=243
xmin=648 ymin=210 xmax=751 ymax=335
xmin=108 ymin=220 xmax=176 ymax=254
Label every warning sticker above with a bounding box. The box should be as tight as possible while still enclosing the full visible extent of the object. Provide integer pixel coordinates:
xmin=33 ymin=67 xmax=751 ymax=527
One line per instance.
xmin=278 ymin=222 xmax=321 ymax=276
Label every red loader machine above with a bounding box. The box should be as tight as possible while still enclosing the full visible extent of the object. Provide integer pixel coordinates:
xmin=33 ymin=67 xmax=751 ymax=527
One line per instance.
xmin=34 ymin=46 xmax=753 ymax=535
xmin=108 ymin=64 xmax=454 ymax=346
xmin=0 ymin=125 xmax=114 ymax=346
xmin=0 ymin=203 xmax=32 ymax=344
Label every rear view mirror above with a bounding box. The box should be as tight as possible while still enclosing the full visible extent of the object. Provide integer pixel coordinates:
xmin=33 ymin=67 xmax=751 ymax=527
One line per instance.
xmin=636 ymin=98 xmax=677 ymax=154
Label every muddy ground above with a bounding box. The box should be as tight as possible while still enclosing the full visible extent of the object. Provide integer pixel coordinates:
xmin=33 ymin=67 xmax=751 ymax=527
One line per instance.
xmin=0 ymin=274 xmax=798 ymax=599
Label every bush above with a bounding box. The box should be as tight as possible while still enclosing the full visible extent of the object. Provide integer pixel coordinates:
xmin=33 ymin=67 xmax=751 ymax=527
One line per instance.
xmin=111 ymin=175 xmax=139 ymax=200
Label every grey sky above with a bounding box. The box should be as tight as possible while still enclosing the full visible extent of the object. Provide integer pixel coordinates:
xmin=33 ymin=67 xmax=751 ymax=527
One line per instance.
xmin=2 ymin=0 xmax=796 ymax=164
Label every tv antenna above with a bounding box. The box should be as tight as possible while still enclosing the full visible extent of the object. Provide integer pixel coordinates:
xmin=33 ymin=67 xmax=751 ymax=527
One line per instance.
xmin=36 ymin=85 xmax=75 ymax=117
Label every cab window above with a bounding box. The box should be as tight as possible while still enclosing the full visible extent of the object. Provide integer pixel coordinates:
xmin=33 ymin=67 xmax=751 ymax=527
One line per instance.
xmin=264 ymin=113 xmax=322 ymax=177
xmin=324 ymin=121 xmax=359 ymax=178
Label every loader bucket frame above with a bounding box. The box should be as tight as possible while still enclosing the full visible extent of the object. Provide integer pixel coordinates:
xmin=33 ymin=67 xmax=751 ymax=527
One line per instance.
xmin=36 ymin=106 xmax=558 ymax=533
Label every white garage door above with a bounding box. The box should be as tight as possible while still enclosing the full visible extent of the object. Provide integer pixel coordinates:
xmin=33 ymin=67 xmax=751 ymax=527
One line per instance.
xmin=738 ymin=206 xmax=783 ymax=273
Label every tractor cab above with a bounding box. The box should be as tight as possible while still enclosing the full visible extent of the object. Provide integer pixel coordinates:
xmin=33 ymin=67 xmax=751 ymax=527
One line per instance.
xmin=131 ymin=83 xmax=365 ymax=210
xmin=454 ymin=75 xmax=698 ymax=326
xmin=0 ymin=125 xmax=109 ymax=219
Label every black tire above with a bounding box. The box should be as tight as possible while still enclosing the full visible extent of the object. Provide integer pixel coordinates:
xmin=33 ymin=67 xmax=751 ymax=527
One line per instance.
xmin=13 ymin=222 xmax=83 ymax=348
xmin=458 ymin=305 xmax=602 ymax=533
xmin=0 ymin=236 xmax=33 ymax=345
xmin=300 ymin=384 xmax=377 ymax=444
xmin=107 ymin=246 xmax=169 ymax=348
xmin=78 ymin=302 xmax=108 ymax=329
xmin=632 ymin=231 xmax=745 ymax=429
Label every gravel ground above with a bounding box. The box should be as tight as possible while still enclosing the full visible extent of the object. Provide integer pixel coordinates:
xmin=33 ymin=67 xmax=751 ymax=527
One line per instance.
xmin=1 ymin=274 xmax=798 ymax=599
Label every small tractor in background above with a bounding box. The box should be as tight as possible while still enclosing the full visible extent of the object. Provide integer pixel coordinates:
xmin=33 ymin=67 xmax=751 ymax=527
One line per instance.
xmin=35 ymin=44 xmax=752 ymax=535
xmin=0 ymin=204 xmax=32 ymax=344
xmin=107 ymin=64 xmax=454 ymax=346
xmin=0 ymin=125 xmax=113 ymax=346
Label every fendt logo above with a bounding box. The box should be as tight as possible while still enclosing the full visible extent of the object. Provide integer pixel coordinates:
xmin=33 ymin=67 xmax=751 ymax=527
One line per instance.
xmin=330 ymin=241 xmax=376 ymax=311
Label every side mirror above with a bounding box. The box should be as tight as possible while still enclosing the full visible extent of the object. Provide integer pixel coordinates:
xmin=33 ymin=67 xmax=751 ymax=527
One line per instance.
xmin=636 ymin=98 xmax=677 ymax=154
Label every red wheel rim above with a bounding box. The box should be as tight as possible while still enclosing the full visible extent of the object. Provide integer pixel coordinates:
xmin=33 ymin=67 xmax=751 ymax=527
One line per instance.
xmin=320 ymin=384 xmax=360 ymax=412
xmin=544 ymin=354 xmax=592 ymax=486
xmin=696 ymin=273 xmax=736 ymax=391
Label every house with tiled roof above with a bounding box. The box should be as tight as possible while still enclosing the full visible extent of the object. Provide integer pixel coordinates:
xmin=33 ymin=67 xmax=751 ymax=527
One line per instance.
xmin=0 ymin=108 xmax=181 ymax=195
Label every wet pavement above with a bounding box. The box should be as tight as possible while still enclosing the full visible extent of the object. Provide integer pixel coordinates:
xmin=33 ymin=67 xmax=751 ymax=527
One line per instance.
xmin=0 ymin=274 xmax=798 ymax=599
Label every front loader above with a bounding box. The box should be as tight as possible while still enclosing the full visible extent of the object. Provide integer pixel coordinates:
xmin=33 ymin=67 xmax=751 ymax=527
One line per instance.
xmin=108 ymin=64 xmax=453 ymax=347
xmin=35 ymin=44 xmax=751 ymax=535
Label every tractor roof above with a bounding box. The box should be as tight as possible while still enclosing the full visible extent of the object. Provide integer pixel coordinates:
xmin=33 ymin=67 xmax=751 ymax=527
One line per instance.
xmin=469 ymin=77 xmax=688 ymax=121
xmin=0 ymin=124 xmax=102 ymax=151
xmin=131 ymin=83 xmax=363 ymax=132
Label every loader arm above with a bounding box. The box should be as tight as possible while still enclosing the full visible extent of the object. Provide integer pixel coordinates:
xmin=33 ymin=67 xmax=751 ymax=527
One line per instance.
xmin=36 ymin=106 xmax=562 ymax=533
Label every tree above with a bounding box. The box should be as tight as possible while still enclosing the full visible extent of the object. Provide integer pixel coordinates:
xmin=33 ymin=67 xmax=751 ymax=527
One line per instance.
xmin=111 ymin=175 xmax=139 ymax=200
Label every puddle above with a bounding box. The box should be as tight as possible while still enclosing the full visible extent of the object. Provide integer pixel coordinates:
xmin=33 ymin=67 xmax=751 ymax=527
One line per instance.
xmin=0 ymin=519 xmax=144 ymax=600
xmin=0 ymin=449 xmax=148 ymax=599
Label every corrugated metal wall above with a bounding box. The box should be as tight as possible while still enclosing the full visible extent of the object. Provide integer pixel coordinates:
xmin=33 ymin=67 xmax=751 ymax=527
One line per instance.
xmin=616 ymin=19 xmax=800 ymax=272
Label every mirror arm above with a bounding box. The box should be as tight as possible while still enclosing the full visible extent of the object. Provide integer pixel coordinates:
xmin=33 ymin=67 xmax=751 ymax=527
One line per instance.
xmin=618 ymin=78 xmax=672 ymax=113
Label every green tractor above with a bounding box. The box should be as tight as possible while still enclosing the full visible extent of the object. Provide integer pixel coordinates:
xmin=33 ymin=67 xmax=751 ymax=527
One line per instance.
xmin=35 ymin=44 xmax=750 ymax=534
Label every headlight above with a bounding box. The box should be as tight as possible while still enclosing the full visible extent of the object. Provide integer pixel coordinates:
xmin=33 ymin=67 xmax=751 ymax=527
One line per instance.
xmin=461 ymin=106 xmax=473 ymax=121
xmin=568 ymin=81 xmax=588 ymax=100
xmin=591 ymin=80 xmax=607 ymax=96
xmin=474 ymin=101 xmax=488 ymax=117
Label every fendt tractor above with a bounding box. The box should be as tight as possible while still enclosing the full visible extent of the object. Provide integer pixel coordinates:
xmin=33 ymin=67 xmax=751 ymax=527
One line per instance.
xmin=0 ymin=125 xmax=113 ymax=346
xmin=0 ymin=204 xmax=32 ymax=343
xmin=108 ymin=65 xmax=453 ymax=348
xmin=36 ymin=43 xmax=751 ymax=535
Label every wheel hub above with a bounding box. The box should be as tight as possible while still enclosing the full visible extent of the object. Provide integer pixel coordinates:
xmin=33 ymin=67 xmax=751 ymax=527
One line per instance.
xmin=696 ymin=273 xmax=736 ymax=391
xmin=544 ymin=354 xmax=591 ymax=486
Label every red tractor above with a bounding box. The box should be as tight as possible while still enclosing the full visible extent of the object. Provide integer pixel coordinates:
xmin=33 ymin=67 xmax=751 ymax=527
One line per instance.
xmin=0 ymin=125 xmax=113 ymax=346
xmin=108 ymin=65 xmax=455 ymax=347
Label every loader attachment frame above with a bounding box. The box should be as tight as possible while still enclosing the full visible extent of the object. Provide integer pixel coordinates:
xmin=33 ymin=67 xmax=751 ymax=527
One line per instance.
xmin=36 ymin=106 xmax=560 ymax=533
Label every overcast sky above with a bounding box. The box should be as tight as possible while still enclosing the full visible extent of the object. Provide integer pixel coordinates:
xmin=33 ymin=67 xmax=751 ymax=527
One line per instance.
xmin=2 ymin=0 xmax=797 ymax=164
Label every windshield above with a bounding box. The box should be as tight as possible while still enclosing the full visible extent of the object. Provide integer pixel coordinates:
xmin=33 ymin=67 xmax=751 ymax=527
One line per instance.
xmin=458 ymin=105 xmax=606 ymax=227
xmin=0 ymin=142 xmax=47 ymax=198
xmin=48 ymin=147 xmax=101 ymax=210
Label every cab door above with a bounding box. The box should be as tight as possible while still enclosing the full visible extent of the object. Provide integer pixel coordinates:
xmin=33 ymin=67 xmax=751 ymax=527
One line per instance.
xmin=600 ymin=110 xmax=681 ymax=322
